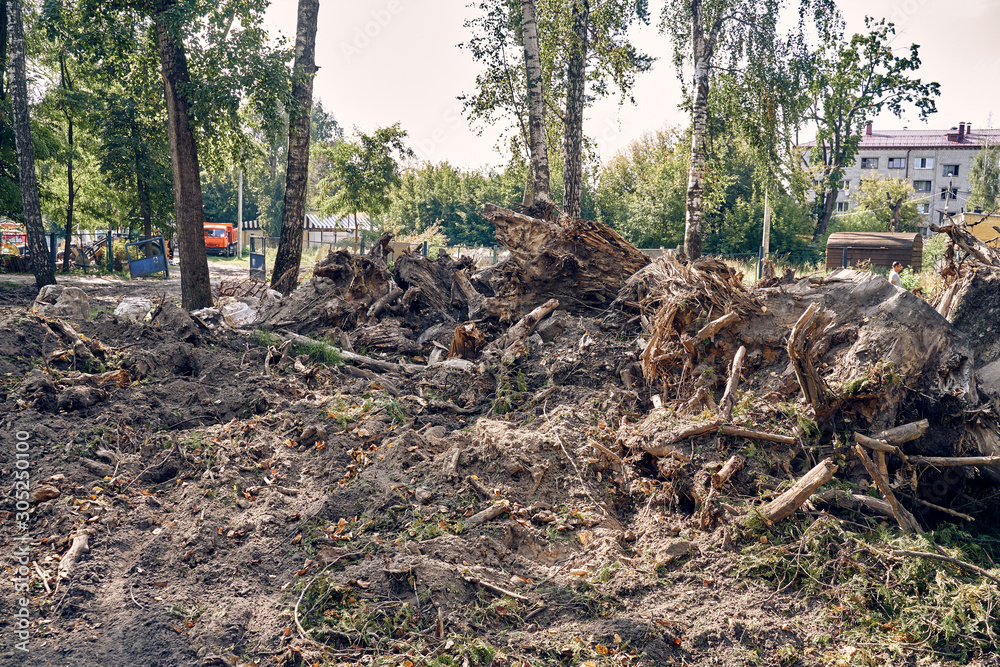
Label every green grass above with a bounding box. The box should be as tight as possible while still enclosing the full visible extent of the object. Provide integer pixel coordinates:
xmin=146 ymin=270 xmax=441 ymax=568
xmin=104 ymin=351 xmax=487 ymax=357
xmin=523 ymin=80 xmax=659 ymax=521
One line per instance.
xmin=737 ymin=516 xmax=1000 ymax=663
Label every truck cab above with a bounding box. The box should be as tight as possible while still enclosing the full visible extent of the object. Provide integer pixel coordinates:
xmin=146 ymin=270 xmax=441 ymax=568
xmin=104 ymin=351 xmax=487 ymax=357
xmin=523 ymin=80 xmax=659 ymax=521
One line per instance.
xmin=204 ymin=223 xmax=239 ymax=257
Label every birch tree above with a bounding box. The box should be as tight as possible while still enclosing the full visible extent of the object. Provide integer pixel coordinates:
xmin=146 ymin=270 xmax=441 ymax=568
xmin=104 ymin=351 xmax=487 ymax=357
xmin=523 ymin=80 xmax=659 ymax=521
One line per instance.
xmin=662 ymin=0 xmax=787 ymax=259
xmin=8 ymin=0 xmax=56 ymax=288
xmin=271 ymin=0 xmax=320 ymax=296
xmin=520 ymin=0 xmax=551 ymax=204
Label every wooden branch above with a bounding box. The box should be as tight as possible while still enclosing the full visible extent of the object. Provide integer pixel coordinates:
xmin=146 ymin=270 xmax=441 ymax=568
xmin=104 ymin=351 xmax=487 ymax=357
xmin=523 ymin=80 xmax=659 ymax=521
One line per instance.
xmin=720 ymin=425 xmax=796 ymax=445
xmin=500 ymin=298 xmax=559 ymax=349
xmin=854 ymin=432 xmax=910 ymax=466
xmin=812 ymin=489 xmax=895 ymax=519
xmin=718 ymin=345 xmax=746 ymax=421
xmin=905 ymin=455 xmax=1000 ymax=467
xmin=876 ymin=420 xmax=928 ymax=445
xmin=786 ymin=302 xmax=832 ymax=412
xmin=278 ymin=330 xmax=405 ymax=374
xmin=695 ymin=311 xmax=740 ymax=343
xmin=711 ymin=454 xmax=744 ymax=487
xmin=891 ymin=549 xmax=1000 ymax=585
xmin=462 ymin=574 xmax=532 ymax=603
xmin=896 ymin=492 xmax=974 ymax=522
xmin=853 ymin=444 xmax=919 ymax=534
xmin=762 ymin=459 xmax=837 ymax=523
xmin=367 ymin=284 xmax=403 ymax=318
xmin=56 ymin=530 xmax=91 ymax=586
xmin=466 ymin=500 xmax=510 ymax=527
xmin=644 ymin=421 xmax=795 ymax=455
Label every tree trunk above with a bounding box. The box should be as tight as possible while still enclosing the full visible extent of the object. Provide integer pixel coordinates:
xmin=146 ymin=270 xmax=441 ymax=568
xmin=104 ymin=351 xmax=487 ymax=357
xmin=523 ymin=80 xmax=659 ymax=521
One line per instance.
xmin=562 ymin=0 xmax=588 ymax=219
xmin=62 ymin=110 xmax=74 ymax=271
xmin=271 ymin=0 xmax=320 ymax=296
xmin=1 ymin=0 xmax=8 ymax=101
xmin=813 ymin=184 xmax=839 ymax=242
xmin=684 ymin=0 xmax=713 ymax=260
xmin=155 ymin=0 xmax=212 ymax=310
xmin=8 ymin=0 xmax=55 ymax=289
xmin=520 ymin=0 xmax=550 ymax=204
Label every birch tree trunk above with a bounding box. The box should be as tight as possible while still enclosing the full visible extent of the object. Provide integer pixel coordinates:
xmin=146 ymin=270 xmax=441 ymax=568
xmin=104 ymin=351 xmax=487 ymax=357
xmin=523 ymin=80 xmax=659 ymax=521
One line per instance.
xmin=271 ymin=0 xmax=320 ymax=296
xmin=155 ymin=0 xmax=213 ymax=310
xmin=60 ymin=57 xmax=74 ymax=272
xmin=562 ymin=0 xmax=588 ymax=219
xmin=8 ymin=0 xmax=56 ymax=288
xmin=683 ymin=0 xmax=714 ymax=261
xmin=520 ymin=0 xmax=550 ymax=204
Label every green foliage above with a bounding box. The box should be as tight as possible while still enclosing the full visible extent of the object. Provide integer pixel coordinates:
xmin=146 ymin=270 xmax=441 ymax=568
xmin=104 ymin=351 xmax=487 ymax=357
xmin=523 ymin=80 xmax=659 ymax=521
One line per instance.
xmin=316 ymin=124 xmax=413 ymax=227
xmin=381 ymin=161 xmax=524 ymax=247
xmin=738 ymin=517 xmax=1000 ymax=661
xmin=854 ymin=175 xmax=920 ymax=232
xmin=594 ymin=126 xmax=687 ymax=248
xmin=968 ymin=142 xmax=1000 ymax=213
xmin=803 ymin=15 xmax=939 ymax=237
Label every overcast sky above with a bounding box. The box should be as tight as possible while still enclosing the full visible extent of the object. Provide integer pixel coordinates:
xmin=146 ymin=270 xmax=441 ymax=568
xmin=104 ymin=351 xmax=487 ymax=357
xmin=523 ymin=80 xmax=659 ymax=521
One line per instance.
xmin=263 ymin=0 xmax=1000 ymax=171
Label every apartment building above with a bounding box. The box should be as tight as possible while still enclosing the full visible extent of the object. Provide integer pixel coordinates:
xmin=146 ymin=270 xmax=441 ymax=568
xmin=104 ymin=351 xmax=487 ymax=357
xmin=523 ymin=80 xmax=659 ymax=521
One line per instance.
xmin=813 ymin=122 xmax=1000 ymax=234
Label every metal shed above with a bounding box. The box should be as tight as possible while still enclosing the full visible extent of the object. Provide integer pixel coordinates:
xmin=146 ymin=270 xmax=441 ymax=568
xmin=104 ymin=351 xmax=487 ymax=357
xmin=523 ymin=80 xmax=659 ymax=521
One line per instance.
xmin=825 ymin=232 xmax=923 ymax=272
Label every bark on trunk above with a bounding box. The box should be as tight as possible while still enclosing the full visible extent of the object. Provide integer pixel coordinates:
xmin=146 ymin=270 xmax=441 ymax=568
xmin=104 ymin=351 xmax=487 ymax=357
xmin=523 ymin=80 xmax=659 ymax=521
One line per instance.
xmin=155 ymin=0 xmax=212 ymax=310
xmin=520 ymin=0 xmax=550 ymax=204
xmin=562 ymin=0 xmax=588 ymax=219
xmin=8 ymin=0 xmax=55 ymax=288
xmin=271 ymin=0 xmax=320 ymax=296
xmin=684 ymin=0 xmax=715 ymax=260
xmin=1 ymin=0 xmax=7 ymax=101
xmin=812 ymin=185 xmax=840 ymax=243
xmin=62 ymin=109 xmax=74 ymax=271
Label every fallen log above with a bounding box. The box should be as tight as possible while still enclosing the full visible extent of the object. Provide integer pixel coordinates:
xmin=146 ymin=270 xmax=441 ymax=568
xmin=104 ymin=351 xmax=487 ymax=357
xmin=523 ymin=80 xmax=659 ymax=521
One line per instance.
xmin=761 ymin=459 xmax=837 ymax=523
xmin=719 ymin=425 xmax=796 ymax=445
xmin=481 ymin=298 xmax=559 ymax=365
xmin=853 ymin=444 xmax=920 ymax=533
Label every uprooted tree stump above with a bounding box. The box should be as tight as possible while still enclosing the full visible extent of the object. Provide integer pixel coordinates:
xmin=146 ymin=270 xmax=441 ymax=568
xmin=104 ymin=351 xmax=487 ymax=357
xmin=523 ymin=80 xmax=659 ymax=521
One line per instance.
xmin=480 ymin=204 xmax=650 ymax=319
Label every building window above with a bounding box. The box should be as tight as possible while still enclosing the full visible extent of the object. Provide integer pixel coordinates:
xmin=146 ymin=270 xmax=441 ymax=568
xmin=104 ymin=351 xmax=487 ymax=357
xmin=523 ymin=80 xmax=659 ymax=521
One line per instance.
xmin=860 ymin=157 xmax=879 ymax=169
xmin=917 ymin=203 xmax=929 ymax=214
xmin=914 ymin=157 xmax=934 ymax=169
xmin=888 ymin=157 xmax=905 ymax=169
xmin=938 ymin=211 xmax=954 ymax=223
xmin=913 ymin=180 xmax=932 ymax=192
xmin=940 ymin=187 xmax=958 ymax=201
xmin=943 ymin=164 xmax=959 ymax=177
xmin=839 ymin=179 xmax=850 ymax=190
xmin=836 ymin=201 xmax=849 ymax=212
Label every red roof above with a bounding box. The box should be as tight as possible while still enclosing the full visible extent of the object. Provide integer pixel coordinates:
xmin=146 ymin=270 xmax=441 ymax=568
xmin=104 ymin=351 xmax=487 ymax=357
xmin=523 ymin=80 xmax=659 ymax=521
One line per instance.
xmin=802 ymin=127 xmax=1000 ymax=149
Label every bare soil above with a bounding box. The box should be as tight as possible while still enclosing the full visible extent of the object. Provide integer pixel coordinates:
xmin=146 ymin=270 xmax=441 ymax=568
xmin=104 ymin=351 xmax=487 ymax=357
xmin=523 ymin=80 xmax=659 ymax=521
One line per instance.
xmin=0 ymin=257 xmax=997 ymax=667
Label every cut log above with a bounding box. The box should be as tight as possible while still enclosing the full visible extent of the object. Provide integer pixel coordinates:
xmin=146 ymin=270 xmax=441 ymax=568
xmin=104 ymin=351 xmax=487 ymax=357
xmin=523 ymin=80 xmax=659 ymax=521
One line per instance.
xmin=718 ymin=346 xmax=746 ymax=420
xmin=761 ymin=458 xmax=837 ymax=523
xmin=853 ymin=444 xmax=919 ymax=533
xmin=481 ymin=204 xmax=649 ymax=318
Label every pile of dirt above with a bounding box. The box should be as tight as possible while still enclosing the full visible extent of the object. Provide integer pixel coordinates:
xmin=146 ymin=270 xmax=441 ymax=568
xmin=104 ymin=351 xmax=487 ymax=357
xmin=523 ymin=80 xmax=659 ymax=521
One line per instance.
xmin=2 ymin=207 xmax=999 ymax=667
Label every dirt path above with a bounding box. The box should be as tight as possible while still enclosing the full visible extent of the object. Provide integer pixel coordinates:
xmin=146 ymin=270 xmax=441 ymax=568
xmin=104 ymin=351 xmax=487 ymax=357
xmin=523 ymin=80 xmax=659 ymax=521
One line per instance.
xmin=0 ymin=259 xmax=251 ymax=310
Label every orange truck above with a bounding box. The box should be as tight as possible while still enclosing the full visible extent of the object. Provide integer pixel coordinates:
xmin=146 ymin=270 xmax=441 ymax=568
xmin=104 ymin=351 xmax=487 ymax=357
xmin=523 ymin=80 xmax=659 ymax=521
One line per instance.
xmin=203 ymin=223 xmax=239 ymax=256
